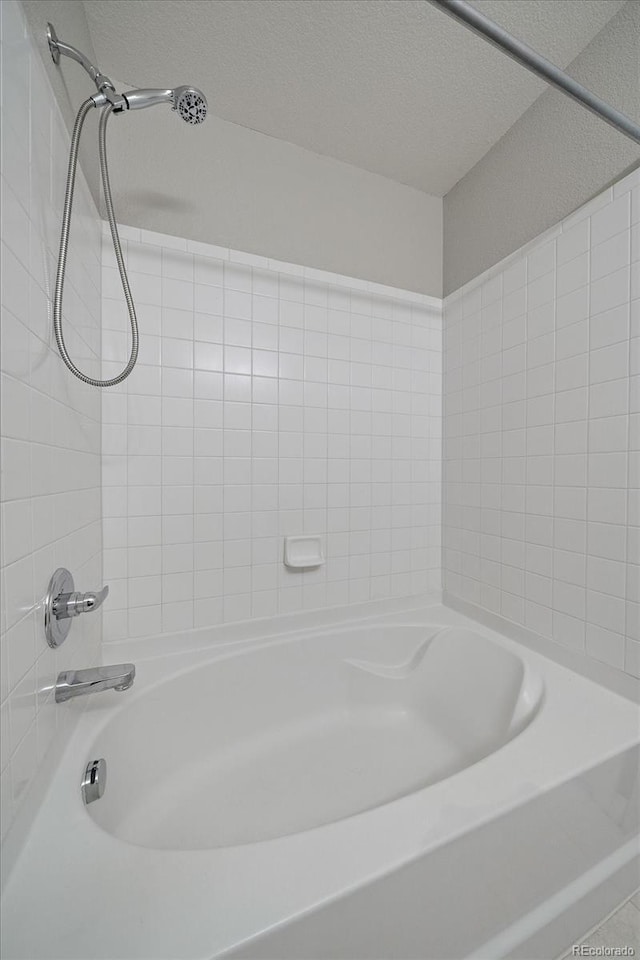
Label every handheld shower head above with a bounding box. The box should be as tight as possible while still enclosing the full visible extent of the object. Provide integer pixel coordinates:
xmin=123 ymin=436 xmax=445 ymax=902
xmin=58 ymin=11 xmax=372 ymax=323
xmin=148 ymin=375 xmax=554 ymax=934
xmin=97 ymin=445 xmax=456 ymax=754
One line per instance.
xmin=173 ymin=86 xmax=208 ymax=124
xmin=48 ymin=17 xmax=209 ymax=389
xmin=121 ymin=86 xmax=207 ymax=123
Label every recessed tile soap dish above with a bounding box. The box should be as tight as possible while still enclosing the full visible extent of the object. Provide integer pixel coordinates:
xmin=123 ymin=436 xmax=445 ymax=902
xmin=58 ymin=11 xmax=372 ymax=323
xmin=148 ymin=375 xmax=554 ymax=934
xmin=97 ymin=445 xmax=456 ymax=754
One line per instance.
xmin=283 ymin=536 xmax=325 ymax=570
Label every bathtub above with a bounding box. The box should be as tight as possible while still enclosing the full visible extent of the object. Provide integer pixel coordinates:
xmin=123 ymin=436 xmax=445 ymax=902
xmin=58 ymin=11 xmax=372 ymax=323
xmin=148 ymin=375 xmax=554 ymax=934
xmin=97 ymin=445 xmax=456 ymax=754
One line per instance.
xmin=1 ymin=600 xmax=639 ymax=959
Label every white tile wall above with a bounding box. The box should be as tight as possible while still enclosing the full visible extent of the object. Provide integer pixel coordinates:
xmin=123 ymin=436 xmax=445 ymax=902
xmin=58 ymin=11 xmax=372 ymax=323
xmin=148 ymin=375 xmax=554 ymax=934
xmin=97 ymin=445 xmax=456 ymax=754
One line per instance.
xmin=101 ymin=227 xmax=442 ymax=640
xmin=0 ymin=0 xmax=103 ymax=839
xmin=444 ymin=168 xmax=640 ymax=678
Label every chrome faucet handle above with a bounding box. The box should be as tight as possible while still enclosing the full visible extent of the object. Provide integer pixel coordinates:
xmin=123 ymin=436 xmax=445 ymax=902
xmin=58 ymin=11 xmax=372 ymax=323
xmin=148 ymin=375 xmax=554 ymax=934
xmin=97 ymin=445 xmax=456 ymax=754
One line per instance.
xmin=64 ymin=587 xmax=109 ymax=618
xmin=81 ymin=585 xmax=109 ymax=612
xmin=45 ymin=569 xmax=109 ymax=648
xmin=53 ymin=584 xmax=109 ymax=619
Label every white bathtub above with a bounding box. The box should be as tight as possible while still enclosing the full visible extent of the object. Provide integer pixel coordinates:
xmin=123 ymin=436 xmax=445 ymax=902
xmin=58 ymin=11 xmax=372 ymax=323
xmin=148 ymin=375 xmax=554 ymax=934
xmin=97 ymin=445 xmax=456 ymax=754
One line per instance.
xmin=1 ymin=600 xmax=639 ymax=959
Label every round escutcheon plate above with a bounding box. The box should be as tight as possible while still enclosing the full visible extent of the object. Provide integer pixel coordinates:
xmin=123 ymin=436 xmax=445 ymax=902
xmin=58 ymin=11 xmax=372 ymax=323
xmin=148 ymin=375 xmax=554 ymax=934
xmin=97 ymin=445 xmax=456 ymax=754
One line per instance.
xmin=44 ymin=567 xmax=74 ymax=648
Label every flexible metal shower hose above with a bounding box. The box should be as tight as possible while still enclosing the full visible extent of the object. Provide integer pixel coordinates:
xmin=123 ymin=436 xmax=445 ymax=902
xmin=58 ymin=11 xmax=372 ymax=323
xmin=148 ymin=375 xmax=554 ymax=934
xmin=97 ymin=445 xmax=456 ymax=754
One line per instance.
xmin=53 ymin=98 xmax=139 ymax=387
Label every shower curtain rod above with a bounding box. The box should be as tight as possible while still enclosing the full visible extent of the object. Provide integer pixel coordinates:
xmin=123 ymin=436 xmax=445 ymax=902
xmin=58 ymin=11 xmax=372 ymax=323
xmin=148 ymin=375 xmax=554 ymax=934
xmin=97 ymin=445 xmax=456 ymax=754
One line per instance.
xmin=427 ymin=0 xmax=640 ymax=145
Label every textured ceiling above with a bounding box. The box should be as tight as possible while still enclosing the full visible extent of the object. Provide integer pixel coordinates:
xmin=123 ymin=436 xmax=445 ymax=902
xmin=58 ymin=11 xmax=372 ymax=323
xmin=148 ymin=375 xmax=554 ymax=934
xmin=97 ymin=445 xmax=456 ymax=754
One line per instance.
xmin=82 ymin=0 xmax=626 ymax=196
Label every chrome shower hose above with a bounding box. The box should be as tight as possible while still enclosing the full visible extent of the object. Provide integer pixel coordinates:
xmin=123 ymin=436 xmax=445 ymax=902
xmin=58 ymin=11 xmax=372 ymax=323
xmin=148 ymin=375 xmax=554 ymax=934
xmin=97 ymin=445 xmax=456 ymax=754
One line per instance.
xmin=53 ymin=98 xmax=139 ymax=387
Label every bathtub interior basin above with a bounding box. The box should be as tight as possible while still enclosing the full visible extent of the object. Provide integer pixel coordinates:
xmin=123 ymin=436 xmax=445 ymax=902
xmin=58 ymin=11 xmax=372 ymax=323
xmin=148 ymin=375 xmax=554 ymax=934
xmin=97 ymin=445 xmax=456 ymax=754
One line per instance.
xmin=87 ymin=625 xmax=544 ymax=849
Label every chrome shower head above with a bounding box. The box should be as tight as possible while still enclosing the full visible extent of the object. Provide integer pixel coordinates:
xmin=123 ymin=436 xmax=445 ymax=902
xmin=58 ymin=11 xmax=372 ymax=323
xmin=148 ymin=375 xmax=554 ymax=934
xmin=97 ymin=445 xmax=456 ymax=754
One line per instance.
xmin=121 ymin=86 xmax=208 ymax=123
xmin=173 ymin=86 xmax=208 ymax=125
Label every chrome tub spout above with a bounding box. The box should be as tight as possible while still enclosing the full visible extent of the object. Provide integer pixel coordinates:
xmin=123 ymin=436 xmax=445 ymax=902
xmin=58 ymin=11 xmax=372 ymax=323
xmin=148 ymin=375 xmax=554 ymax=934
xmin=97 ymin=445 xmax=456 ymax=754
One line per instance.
xmin=55 ymin=664 xmax=135 ymax=703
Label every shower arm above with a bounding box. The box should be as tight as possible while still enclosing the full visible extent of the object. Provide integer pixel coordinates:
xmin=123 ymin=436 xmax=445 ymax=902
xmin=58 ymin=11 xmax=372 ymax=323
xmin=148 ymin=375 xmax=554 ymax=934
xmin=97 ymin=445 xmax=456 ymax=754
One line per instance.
xmin=46 ymin=22 xmax=118 ymax=98
xmin=427 ymin=0 xmax=640 ymax=145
